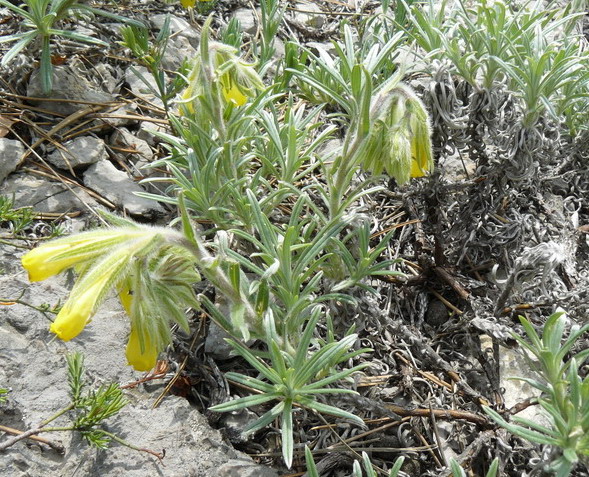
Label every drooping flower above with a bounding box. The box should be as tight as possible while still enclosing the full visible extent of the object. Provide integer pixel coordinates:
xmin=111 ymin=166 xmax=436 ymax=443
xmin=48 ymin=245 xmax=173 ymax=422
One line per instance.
xmin=178 ymin=41 xmax=264 ymax=115
xmin=120 ymin=274 xmax=160 ymax=371
xmin=117 ymin=248 xmax=200 ymax=371
xmin=408 ymin=99 xmax=433 ymax=179
xmin=126 ymin=325 xmax=159 ymax=372
xmin=50 ymin=272 xmax=112 ymax=341
xmin=386 ymin=129 xmax=413 ymax=184
xmin=360 ymin=79 xmax=433 ymax=184
xmin=26 ymin=228 xmax=165 ymax=342
xmin=21 ymin=220 xmax=201 ymax=373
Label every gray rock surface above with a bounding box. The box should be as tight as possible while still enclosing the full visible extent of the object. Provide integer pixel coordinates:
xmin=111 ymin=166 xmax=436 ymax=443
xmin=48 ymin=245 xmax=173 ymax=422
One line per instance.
xmin=204 ymin=322 xmax=235 ymax=361
xmin=83 ymin=160 xmax=164 ymax=218
xmin=294 ymin=2 xmax=325 ymax=29
xmin=110 ymin=128 xmax=153 ymax=164
xmin=0 ymin=138 xmax=24 ymax=183
xmin=151 ymin=14 xmax=199 ymax=45
xmin=232 ymin=8 xmax=258 ymax=35
xmin=218 ymin=459 xmax=280 ymax=477
xmin=47 ymin=136 xmax=107 ymax=171
xmin=125 ymin=66 xmax=165 ymax=109
xmin=163 ymin=35 xmax=198 ymax=71
xmin=150 ymin=14 xmax=198 ymax=71
xmin=0 ymin=262 xmax=277 ymax=477
xmin=480 ymin=335 xmax=550 ymax=427
xmin=27 ymin=65 xmax=115 ymax=116
xmin=0 ymin=173 xmax=98 ymax=214
xmin=93 ymin=103 xmax=139 ymax=129
xmin=440 ymin=152 xmax=476 ymax=181
xmin=136 ymin=120 xmax=166 ymax=146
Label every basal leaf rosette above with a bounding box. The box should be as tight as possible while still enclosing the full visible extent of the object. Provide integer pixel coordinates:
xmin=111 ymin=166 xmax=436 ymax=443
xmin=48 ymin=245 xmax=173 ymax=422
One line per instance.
xmin=21 ymin=227 xmax=201 ymax=371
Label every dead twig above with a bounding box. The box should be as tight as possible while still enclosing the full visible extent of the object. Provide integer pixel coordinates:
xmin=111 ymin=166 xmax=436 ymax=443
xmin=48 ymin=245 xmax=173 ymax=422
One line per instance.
xmin=0 ymin=425 xmax=65 ymax=454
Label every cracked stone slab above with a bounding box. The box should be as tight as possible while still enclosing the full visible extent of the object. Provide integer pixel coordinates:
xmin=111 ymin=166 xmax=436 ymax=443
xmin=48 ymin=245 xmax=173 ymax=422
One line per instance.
xmin=110 ymin=128 xmax=153 ymax=164
xmin=232 ymin=8 xmax=258 ymax=35
xmin=124 ymin=66 xmax=165 ymax=109
xmin=151 ymin=14 xmax=199 ymax=45
xmin=0 ymin=271 xmax=278 ymax=477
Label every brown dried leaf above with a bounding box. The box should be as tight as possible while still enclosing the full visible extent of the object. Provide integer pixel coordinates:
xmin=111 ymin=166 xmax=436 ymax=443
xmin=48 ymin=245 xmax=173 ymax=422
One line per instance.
xmin=0 ymin=115 xmax=17 ymax=138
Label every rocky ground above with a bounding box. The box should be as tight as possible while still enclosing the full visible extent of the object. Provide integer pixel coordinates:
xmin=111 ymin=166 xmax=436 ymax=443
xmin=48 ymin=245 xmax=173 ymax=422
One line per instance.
xmin=1 ymin=0 xmax=589 ymax=476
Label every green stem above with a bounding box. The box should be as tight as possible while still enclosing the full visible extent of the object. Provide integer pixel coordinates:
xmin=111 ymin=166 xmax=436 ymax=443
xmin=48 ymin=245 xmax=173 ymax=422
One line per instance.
xmin=328 ymin=127 xmax=366 ymax=218
xmin=200 ymin=17 xmax=228 ymax=143
xmin=41 ymin=403 xmax=76 ymax=426
xmin=93 ymin=430 xmax=164 ymax=461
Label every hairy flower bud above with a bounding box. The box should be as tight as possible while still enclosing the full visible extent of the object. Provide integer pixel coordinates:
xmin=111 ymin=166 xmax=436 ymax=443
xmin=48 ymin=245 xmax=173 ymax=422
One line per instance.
xmin=386 ymin=129 xmax=413 ymax=185
xmin=359 ymin=81 xmax=433 ymax=184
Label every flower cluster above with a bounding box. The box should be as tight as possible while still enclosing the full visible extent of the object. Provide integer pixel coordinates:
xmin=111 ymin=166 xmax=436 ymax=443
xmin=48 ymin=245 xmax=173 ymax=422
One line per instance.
xmin=179 ymin=41 xmax=264 ymax=114
xmin=362 ymin=80 xmax=433 ymax=185
xmin=21 ymin=226 xmax=200 ymax=371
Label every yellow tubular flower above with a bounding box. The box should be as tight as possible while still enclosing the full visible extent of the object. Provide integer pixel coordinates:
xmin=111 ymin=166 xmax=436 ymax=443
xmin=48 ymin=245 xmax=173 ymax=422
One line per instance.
xmin=410 ymin=156 xmax=428 ymax=178
xmin=408 ymin=98 xmax=433 ymax=178
xmin=222 ymin=82 xmax=248 ymax=106
xmin=409 ymin=131 xmax=433 ymax=178
xmin=50 ymin=273 xmax=111 ymax=341
xmin=119 ymin=285 xmax=133 ymax=316
xmin=22 ymin=243 xmax=91 ymax=282
xmin=21 ymin=230 xmax=147 ymax=282
xmin=180 ymin=0 xmax=196 ymax=7
xmin=126 ymin=326 xmax=159 ymax=372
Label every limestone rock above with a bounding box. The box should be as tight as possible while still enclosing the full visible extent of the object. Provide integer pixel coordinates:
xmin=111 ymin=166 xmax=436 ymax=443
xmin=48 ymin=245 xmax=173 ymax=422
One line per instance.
xmin=47 ymin=136 xmax=107 ymax=170
xmin=218 ymin=459 xmax=280 ymax=477
xmin=83 ymin=160 xmax=164 ymax=218
xmin=0 ymin=173 xmax=98 ymax=213
xmin=125 ymin=66 xmax=165 ymax=109
xmin=233 ymin=8 xmax=258 ymax=35
xmin=136 ymin=120 xmax=166 ymax=146
xmin=151 ymin=14 xmax=199 ymax=45
xmin=294 ymin=2 xmax=325 ymax=29
xmin=110 ymin=128 xmax=153 ymax=164
xmin=0 ymin=138 xmax=24 ymax=183
xmin=0 ymin=273 xmax=267 ymax=477
xmin=27 ymin=65 xmax=115 ymax=116
xmin=162 ymin=35 xmax=198 ymax=71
